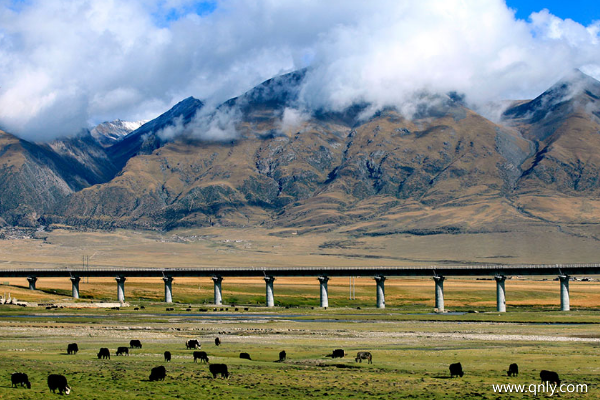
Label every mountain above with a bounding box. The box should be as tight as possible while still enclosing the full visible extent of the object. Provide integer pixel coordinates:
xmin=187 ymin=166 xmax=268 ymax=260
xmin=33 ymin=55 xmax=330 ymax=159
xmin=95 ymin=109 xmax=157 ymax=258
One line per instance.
xmin=502 ymin=71 xmax=600 ymax=195
xmin=4 ymin=69 xmax=600 ymax=236
xmin=499 ymin=69 xmax=600 ymax=225
xmin=54 ymin=70 xmax=534 ymax=230
xmin=502 ymin=69 xmax=600 ymax=142
xmin=0 ymin=129 xmax=118 ymax=226
xmin=90 ymin=119 xmax=147 ymax=147
xmin=108 ymin=97 xmax=204 ymax=170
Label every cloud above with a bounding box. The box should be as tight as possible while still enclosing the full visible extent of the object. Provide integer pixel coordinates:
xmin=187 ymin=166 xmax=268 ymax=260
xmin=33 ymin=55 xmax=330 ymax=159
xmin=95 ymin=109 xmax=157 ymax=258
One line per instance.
xmin=279 ymin=107 xmax=310 ymax=134
xmin=298 ymin=2 xmax=600 ymax=116
xmin=156 ymin=104 xmax=241 ymax=141
xmin=0 ymin=0 xmax=599 ymax=141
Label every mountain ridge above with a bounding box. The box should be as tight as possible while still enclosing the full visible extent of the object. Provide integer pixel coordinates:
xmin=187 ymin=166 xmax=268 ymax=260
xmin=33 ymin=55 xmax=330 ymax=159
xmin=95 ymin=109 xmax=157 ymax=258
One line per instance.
xmin=2 ymin=70 xmax=600 ymax=237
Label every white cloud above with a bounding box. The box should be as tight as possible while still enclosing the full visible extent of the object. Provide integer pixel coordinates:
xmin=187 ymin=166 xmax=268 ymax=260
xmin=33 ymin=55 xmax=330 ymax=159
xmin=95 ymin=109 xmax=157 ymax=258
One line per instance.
xmin=0 ymin=0 xmax=599 ymax=141
xmin=156 ymin=104 xmax=241 ymax=141
xmin=279 ymin=107 xmax=310 ymax=134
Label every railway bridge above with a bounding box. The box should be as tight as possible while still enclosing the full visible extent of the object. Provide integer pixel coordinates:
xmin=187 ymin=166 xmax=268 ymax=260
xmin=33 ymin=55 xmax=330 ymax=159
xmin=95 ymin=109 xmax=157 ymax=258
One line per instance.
xmin=2 ymin=263 xmax=600 ymax=312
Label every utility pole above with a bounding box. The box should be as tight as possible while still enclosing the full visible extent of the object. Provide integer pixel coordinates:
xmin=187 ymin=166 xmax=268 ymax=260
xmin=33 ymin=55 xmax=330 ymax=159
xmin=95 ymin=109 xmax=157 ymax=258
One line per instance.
xmin=82 ymin=255 xmax=90 ymax=283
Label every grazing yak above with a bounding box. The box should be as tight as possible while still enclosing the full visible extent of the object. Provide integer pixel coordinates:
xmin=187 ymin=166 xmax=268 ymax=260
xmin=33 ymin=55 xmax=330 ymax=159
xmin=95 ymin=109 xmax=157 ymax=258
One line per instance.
xmin=449 ymin=362 xmax=464 ymax=378
xmin=47 ymin=374 xmax=70 ymax=395
xmin=193 ymin=351 xmax=209 ymax=363
xmin=116 ymin=347 xmax=129 ymax=356
xmin=149 ymin=366 xmax=166 ymax=382
xmin=508 ymin=363 xmax=519 ymax=377
xmin=279 ymin=350 xmax=287 ymax=362
xmin=327 ymin=349 xmax=345 ymax=359
xmin=186 ymin=339 xmax=200 ymax=349
xmin=209 ymin=363 xmax=229 ymax=379
xmin=239 ymin=352 xmax=252 ymax=360
xmin=67 ymin=343 xmax=78 ymax=355
xmin=129 ymin=340 xmax=142 ymax=349
xmin=97 ymin=348 xmax=110 ymax=360
xmin=215 ymin=337 xmax=221 ymax=346
xmin=540 ymin=370 xmax=561 ymax=385
xmin=11 ymin=372 xmax=31 ymax=389
xmin=164 ymin=351 xmax=171 ymax=362
xmin=355 ymin=352 xmax=373 ymax=364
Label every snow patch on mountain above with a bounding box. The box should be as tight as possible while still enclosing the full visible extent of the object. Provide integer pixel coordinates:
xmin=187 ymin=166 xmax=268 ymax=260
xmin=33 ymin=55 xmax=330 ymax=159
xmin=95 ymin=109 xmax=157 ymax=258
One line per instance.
xmin=90 ymin=119 xmax=147 ymax=147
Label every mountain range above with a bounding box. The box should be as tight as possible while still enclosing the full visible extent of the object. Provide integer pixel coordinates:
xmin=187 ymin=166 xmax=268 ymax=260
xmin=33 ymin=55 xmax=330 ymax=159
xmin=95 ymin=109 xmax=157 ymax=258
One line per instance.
xmin=2 ymin=69 xmax=600 ymax=240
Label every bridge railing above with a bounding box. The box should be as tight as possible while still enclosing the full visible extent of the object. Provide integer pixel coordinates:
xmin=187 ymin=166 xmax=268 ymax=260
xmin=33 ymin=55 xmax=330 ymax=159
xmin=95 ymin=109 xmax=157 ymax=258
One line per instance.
xmin=0 ymin=263 xmax=600 ymax=277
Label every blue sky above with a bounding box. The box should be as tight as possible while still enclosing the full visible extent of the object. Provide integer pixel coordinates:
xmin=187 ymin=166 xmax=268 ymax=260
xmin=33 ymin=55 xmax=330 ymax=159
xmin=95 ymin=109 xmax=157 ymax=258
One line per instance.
xmin=507 ymin=0 xmax=599 ymax=25
xmin=153 ymin=1 xmax=217 ymax=27
xmin=155 ymin=1 xmax=600 ymax=27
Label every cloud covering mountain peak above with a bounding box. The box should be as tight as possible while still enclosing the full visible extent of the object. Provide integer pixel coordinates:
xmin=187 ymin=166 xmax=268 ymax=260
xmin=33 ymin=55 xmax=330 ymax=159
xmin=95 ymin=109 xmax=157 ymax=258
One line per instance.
xmin=0 ymin=0 xmax=599 ymax=141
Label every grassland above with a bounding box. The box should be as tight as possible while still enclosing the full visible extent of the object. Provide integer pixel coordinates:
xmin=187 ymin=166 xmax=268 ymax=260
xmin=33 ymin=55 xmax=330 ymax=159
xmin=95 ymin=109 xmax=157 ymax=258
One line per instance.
xmin=3 ymin=226 xmax=600 ymax=270
xmin=0 ymin=276 xmax=599 ymax=399
xmin=1 ymin=228 xmax=600 ymax=398
xmin=0 ymin=304 xmax=598 ymax=399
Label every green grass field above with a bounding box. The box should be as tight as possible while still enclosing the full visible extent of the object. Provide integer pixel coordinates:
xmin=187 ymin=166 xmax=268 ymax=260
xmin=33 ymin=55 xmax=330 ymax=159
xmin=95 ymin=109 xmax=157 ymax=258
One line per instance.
xmin=0 ymin=303 xmax=598 ymax=399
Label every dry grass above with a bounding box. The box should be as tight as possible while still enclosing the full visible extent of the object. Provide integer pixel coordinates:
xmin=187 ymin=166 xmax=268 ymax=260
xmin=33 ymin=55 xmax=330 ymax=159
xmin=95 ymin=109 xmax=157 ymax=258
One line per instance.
xmin=3 ymin=275 xmax=600 ymax=310
xmin=3 ymin=226 xmax=600 ymax=270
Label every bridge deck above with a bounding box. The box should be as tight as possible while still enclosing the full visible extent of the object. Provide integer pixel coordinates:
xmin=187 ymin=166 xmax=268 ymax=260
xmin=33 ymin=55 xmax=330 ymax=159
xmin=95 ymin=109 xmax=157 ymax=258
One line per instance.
xmin=0 ymin=264 xmax=599 ymax=278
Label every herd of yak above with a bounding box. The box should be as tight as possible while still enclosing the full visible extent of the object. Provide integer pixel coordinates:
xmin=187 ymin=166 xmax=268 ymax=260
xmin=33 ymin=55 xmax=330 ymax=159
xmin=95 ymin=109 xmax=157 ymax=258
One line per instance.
xmin=10 ymin=337 xmax=562 ymax=395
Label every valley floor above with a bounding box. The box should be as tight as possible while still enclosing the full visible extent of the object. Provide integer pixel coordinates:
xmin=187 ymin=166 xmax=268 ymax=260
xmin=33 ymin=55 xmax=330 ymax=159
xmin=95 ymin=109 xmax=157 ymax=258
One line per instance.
xmin=1 ymin=227 xmax=599 ymax=398
xmin=0 ymin=307 xmax=598 ymax=399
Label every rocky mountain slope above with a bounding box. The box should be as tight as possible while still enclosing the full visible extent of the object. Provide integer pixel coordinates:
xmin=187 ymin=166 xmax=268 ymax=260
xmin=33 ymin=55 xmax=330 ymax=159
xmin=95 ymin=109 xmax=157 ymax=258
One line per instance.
xmin=3 ymin=69 xmax=600 ymax=236
xmin=0 ymin=129 xmax=118 ymax=226
xmin=500 ymin=69 xmax=600 ymax=226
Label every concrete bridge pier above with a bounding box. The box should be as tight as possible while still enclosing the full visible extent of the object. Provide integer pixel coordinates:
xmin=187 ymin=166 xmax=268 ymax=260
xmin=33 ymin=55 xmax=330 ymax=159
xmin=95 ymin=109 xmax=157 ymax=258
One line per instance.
xmin=495 ymin=275 xmax=506 ymax=312
xmin=434 ymin=276 xmax=445 ymax=312
xmin=163 ymin=276 xmax=173 ymax=303
xmin=27 ymin=276 xmax=37 ymax=291
xmin=265 ymin=276 xmax=276 ymax=307
xmin=374 ymin=275 xmax=386 ymax=308
xmin=70 ymin=276 xmax=81 ymax=299
xmin=559 ymin=275 xmax=570 ymax=311
xmin=212 ymin=276 xmax=223 ymax=305
xmin=318 ymin=276 xmax=329 ymax=308
xmin=115 ymin=276 xmax=126 ymax=303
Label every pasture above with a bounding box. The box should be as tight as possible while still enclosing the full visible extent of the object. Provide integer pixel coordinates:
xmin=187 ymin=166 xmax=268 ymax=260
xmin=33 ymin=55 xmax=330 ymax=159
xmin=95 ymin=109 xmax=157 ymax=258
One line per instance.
xmin=0 ymin=228 xmax=599 ymax=398
xmin=0 ymin=304 xmax=598 ymax=399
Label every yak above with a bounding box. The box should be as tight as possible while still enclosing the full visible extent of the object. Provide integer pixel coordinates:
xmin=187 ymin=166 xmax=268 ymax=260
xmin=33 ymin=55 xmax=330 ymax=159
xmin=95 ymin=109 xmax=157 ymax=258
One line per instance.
xmin=149 ymin=366 xmax=166 ymax=382
xmin=328 ymin=349 xmax=345 ymax=359
xmin=116 ymin=347 xmax=129 ymax=356
xmin=11 ymin=372 xmax=31 ymax=389
xmin=67 ymin=343 xmax=78 ymax=355
xmin=449 ymin=362 xmax=464 ymax=378
xmin=355 ymin=352 xmax=372 ymax=364
xmin=540 ymin=370 xmax=561 ymax=386
xmin=193 ymin=351 xmax=209 ymax=363
xmin=48 ymin=374 xmax=70 ymax=395
xmin=209 ymin=364 xmax=229 ymax=379
xmin=97 ymin=348 xmax=110 ymax=360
